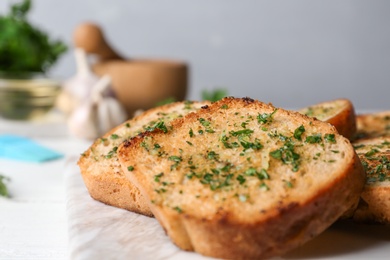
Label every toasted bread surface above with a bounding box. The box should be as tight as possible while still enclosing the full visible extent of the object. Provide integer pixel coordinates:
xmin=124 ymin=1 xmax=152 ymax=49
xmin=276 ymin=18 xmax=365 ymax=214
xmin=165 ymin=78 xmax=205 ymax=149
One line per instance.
xmin=118 ymin=97 xmax=365 ymax=259
xmin=78 ymin=101 xmax=209 ymax=216
xmin=298 ymin=99 xmax=357 ymax=140
xmin=352 ymin=137 xmax=390 ymax=224
xmin=355 ymin=111 xmax=390 ymax=140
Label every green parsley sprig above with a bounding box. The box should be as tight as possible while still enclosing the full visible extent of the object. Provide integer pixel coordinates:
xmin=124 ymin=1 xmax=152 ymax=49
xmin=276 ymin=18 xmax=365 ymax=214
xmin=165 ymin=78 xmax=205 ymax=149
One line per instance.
xmin=202 ymin=88 xmax=228 ymax=102
xmin=0 ymin=174 xmax=10 ymax=198
xmin=0 ymin=0 xmax=67 ymax=74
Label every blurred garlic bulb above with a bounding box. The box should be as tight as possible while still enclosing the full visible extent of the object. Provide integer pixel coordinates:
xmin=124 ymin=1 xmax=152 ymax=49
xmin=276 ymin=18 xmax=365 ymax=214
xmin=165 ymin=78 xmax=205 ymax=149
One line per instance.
xmin=67 ymin=75 xmax=127 ymax=139
xmin=66 ymin=100 xmax=98 ymax=140
xmin=56 ymin=48 xmax=99 ymax=116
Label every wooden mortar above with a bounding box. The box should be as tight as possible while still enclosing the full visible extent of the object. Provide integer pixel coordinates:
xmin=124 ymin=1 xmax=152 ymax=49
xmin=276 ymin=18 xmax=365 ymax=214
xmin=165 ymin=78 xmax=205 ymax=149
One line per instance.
xmin=73 ymin=22 xmax=188 ymax=117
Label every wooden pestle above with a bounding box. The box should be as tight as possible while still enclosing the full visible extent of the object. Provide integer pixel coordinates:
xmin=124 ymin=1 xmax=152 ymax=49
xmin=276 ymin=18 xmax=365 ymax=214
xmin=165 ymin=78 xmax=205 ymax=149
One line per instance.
xmin=73 ymin=22 xmax=123 ymax=61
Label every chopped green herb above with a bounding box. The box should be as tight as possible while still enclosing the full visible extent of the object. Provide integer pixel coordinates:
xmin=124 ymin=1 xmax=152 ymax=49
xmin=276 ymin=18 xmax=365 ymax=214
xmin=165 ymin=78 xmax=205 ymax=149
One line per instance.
xmin=168 ymin=156 xmax=182 ymax=162
xmin=154 ymin=172 xmax=164 ymax=182
xmin=221 ymin=163 xmax=234 ymax=172
xmin=221 ymin=104 xmax=228 ymax=109
xmin=285 ymin=180 xmax=294 ymax=188
xmin=270 ymin=149 xmax=282 ymax=160
xmin=211 ymin=168 xmax=220 ymax=175
xmin=110 ymin=134 xmax=120 ymax=140
xmin=257 ymin=109 xmax=278 ymax=124
xmin=220 ymin=134 xmax=232 ymax=148
xmin=200 ymin=171 xmax=234 ymax=190
xmin=200 ymin=173 xmax=214 ymax=184
xmin=140 ymin=141 xmax=149 ymax=150
xmin=257 ymin=169 xmax=270 ymax=180
xmin=294 ymin=125 xmax=305 ymax=141
xmin=306 ymin=134 xmax=322 ymax=144
xmin=259 ymin=183 xmax=269 ymax=191
xmin=189 ymin=128 xmax=194 ymax=137
xmin=168 ymin=155 xmax=182 ymax=170
xmin=353 ymin=144 xmax=365 ymax=150
xmin=145 ymin=121 xmax=168 ymax=133
xmin=105 ymin=146 xmax=118 ymax=158
xmin=244 ymin=168 xmax=257 ymax=176
xmin=324 ymin=134 xmax=336 ymax=143
xmin=199 ymin=118 xmax=215 ymax=133
xmin=230 ymin=129 xmax=254 ymax=137
xmin=186 ymin=141 xmax=193 ymax=146
xmin=155 ymin=188 xmax=167 ymax=193
xmin=127 ymin=166 xmax=134 ymax=171
xmin=236 ymin=175 xmax=246 ymax=184
xmin=207 ymin=151 xmax=219 ymax=160
xmin=125 ymin=123 xmax=130 ymax=128
xmin=199 ymin=118 xmax=210 ymax=126
xmin=173 ymin=206 xmax=183 ymax=213
xmin=270 ymin=140 xmax=300 ymax=172
xmin=365 ymin=149 xmax=379 ymax=157
xmin=240 ymin=137 xmax=263 ymax=151
xmin=186 ymin=172 xmax=195 ymax=179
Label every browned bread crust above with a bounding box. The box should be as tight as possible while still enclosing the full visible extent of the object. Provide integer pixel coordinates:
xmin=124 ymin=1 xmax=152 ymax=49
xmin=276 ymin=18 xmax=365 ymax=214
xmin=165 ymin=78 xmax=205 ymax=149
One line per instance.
xmin=118 ymin=97 xmax=365 ymax=259
xmin=352 ymin=137 xmax=390 ymax=224
xmin=78 ymin=101 xmax=209 ymax=216
xmin=355 ymin=111 xmax=390 ymax=140
xmin=298 ymin=98 xmax=357 ymax=140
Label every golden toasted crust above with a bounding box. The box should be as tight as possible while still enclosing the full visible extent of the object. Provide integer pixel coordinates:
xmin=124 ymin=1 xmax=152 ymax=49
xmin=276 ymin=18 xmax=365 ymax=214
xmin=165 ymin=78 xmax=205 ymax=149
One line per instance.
xmin=298 ymin=98 xmax=357 ymax=140
xmin=77 ymin=101 xmax=209 ymax=216
xmin=355 ymin=111 xmax=390 ymax=140
xmin=352 ymin=137 xmax=390 ymax=224
xmin=118 ymin=97 xmax=365 ymax=259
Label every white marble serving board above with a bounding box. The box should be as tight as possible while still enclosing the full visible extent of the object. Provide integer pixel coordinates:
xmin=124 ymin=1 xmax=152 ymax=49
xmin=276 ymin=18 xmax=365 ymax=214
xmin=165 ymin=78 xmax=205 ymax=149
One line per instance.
xmin=64 ymin=157 xmax=390 ymax=260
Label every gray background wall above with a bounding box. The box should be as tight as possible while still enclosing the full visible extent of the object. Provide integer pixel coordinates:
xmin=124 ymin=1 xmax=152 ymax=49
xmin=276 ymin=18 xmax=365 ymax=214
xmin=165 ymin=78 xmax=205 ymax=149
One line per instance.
xmin=1 ymin=0 xmax=389 ymax=110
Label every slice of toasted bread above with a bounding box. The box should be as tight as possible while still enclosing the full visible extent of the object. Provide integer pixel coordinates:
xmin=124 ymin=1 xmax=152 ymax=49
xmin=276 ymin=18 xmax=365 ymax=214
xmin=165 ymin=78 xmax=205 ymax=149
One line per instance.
xmin=352 ymin=137 xmax=390 ymax=224
xmin=354 ymin=111 xmax=390 ymax=140
xmin=78 ymin=101 xmax=209 ymax=216
xmin=298 ymin=98 xmax=357 ymax=140
xmin=118 ymin=97 xmax=365 ymax=259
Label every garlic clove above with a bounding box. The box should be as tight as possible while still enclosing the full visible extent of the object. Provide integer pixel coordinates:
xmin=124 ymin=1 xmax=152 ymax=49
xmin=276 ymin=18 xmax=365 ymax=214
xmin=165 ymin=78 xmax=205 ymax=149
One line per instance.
xmin=67 ymin=101 xmax=98 ymax=140
xmin=57 ymin=48 xmax=99 ymax=116
xmin=97 ymin=98 xmax=127 ymax=135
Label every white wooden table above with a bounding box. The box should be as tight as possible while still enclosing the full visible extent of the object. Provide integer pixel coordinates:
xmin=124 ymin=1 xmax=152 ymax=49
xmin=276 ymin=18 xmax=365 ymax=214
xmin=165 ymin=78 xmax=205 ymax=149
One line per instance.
xmin=0 ymin=116 xmax=91 ymax=260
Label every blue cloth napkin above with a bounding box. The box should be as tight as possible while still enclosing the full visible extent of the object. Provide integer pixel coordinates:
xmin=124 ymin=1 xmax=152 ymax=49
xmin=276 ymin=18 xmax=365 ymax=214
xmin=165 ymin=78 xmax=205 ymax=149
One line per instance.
xmin=0 ymin=135 xmax=63 ymax=163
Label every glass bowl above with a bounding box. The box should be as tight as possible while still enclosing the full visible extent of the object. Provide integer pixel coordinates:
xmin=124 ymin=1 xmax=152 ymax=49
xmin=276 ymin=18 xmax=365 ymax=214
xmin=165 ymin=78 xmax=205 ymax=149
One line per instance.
xmin=0 ymin=74 xmax=61 ymax=120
